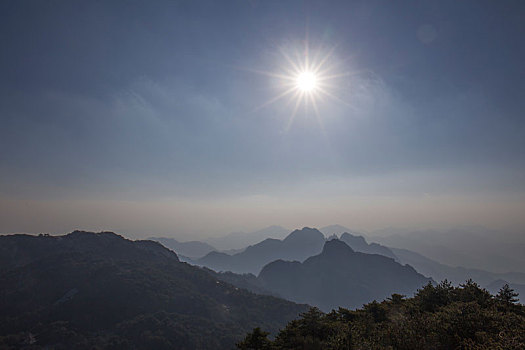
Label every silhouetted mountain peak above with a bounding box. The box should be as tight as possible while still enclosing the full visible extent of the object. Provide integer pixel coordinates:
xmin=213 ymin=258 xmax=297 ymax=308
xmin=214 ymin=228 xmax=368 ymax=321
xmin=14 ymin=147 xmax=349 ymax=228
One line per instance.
xmin=258 ymin=236 xmax=431 ymax=311
xmin=283 ymin=227 xmax=325 ymax=243
xmin=196 ymin=228 xmax=326 ymax=274
xmin=321 ymin=239 xmax=354 ymax=256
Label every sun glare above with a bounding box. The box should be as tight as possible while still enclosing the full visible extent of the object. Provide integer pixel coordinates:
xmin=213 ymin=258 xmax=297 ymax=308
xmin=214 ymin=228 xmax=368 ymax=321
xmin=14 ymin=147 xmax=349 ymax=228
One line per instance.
xmin=296 ymin=71 xmax=317 ymax=92
xmin=248 ymin=39 xmax=349 ymax=129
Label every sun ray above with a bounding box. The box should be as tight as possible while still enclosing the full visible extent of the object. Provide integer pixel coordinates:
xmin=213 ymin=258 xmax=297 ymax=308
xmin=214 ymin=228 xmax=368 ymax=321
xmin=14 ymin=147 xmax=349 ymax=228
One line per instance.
xmin=317 ymin=71 xmax=358 ymax=81
xmin=285 ymin=92 xmax=304 ymax=131
xmin=280 ymin=48 xmax=302 ymax=74
xmin=251 ymin=86 xmax=297 ymax=113
xmin=284 ymin=89 xmax=302 ymax=107
xmin=319 ymin=89 xmax=358 ymax=113
xmin=309 ymin=92 xmax=325 ymax=133
xmin=311 ymin=46 xmax=337 ymax=74
xmin=304 ymin=38 xmax=310 ymax=73
xmin=238 ymin=67 xmax=296 ymax=81
xmin=316 ymin=87 xmax=353 ymax=108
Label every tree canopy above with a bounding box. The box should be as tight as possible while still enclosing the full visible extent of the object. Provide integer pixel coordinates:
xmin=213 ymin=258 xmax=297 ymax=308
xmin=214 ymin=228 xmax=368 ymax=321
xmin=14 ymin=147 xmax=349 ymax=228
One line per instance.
xmin=238 ymin=281 xmax=525 ymax=350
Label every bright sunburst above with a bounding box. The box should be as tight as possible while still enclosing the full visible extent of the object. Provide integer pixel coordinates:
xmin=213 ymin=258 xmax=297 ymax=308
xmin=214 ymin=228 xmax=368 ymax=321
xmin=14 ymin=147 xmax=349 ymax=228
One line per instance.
xmin=248 ymin=39 xmax=349 ymax=130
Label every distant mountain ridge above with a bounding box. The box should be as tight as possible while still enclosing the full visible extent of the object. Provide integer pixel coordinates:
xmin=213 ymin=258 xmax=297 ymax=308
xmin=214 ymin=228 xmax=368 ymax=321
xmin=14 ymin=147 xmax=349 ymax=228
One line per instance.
xmin=327 ymin=231 xmax=525 ymax=293
xmin=326 ymin=230 xmax=525 ymax=292
xmin=149 ymin=236 xmax=216 ymax=258
xmin=197 ymin=227 xmax=326 ymax=274
xmin=391 ymin=247 xmax=525 ymax=289
xmin=153 ymin=226 xmax=525 ymax=298
xmin=319 ymin=226 xmax=398 ymax=260
xmin=320 ymin=224 xmax=359 ymax=237
xmin=373 ymin=228 xmax=525 ymax=273
xmin=258 ymin=239 xmax=431 ymax=311
xmin=339 ymin=232 xmax=398 ymax=260
xmin=317 ymin=227 xmax=525 ymax=290
xmin=485 ymin=279 xmax=525 ymax=302
xmin=205 ymin=225 xmax=290 ymax=251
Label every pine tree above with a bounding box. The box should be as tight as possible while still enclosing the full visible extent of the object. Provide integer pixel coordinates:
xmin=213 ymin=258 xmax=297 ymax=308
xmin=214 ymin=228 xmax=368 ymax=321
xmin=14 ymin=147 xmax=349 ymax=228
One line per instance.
xmin=496 ymin=283 xmax=519 ymax=305
xmin=236 ymin=327 xmax=271 ymax=350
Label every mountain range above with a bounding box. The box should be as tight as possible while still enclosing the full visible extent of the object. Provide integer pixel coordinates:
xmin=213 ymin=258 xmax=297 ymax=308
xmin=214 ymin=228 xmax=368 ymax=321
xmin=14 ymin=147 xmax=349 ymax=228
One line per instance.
xmin=258 ymin=239 xmax=431 ymax=311
xmin=183 ymin=227 xmax=525 ymax=303
xmin=2 ymin=226 xmax=522 ymax=349
xmin=323 ymin=230 xmax=525 ymax=299
xmin=196 ymin=227 xmax=326 ymax=274
xmin=192 ymin=228 xmax=433 ymax=311
xmin=330 ymin=231 xmax=525 ymax=301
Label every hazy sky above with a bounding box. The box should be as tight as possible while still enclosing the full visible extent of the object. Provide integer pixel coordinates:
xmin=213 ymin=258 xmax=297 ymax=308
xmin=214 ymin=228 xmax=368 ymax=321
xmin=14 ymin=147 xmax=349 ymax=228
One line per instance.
xmin=1 ymin=0 xmax=524 ymax=239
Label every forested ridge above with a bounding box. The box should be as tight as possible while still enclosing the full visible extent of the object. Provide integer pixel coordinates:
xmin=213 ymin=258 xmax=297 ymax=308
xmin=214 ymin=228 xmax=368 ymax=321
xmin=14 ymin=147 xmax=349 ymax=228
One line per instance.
xmin=0 ymin=232 xmax=307 ymax=350
xmin=238 ymin=280 xmax=525 ymax=350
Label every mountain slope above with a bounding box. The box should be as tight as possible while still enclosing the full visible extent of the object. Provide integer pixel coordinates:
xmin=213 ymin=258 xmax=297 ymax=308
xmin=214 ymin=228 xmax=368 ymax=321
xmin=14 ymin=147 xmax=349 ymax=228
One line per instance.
xmin=197 ymin=227 xmax=326 ymax=274
xmin=258 ymin=239 xmax=431 ymax=311
xmin=0 ymin=231 xmax=308 ymax=349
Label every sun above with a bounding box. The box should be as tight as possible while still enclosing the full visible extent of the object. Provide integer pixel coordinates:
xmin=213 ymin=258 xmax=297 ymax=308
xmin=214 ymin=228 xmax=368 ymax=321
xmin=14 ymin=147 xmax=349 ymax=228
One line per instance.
xmin=246 ymin=39 xmax=349 ymax=129
xmin=296 ymin=71 xmax=318 ymax=92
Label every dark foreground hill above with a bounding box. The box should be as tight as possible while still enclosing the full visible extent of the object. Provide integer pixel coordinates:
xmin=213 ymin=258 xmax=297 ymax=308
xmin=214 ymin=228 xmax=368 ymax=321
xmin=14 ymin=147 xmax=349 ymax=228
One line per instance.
xmin=0 ymin=231 xmax=308 ymax=350
xmin=258 ymin=239 xmax=431 ymax=311
xmin=238 ymin=281 xmax=525 ymax=350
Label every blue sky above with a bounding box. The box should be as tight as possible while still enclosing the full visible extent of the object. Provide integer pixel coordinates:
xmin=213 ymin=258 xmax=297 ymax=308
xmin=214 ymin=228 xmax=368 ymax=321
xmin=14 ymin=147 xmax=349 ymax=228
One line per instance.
xmin=1 ymin=0 xmax=524 ymax=237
